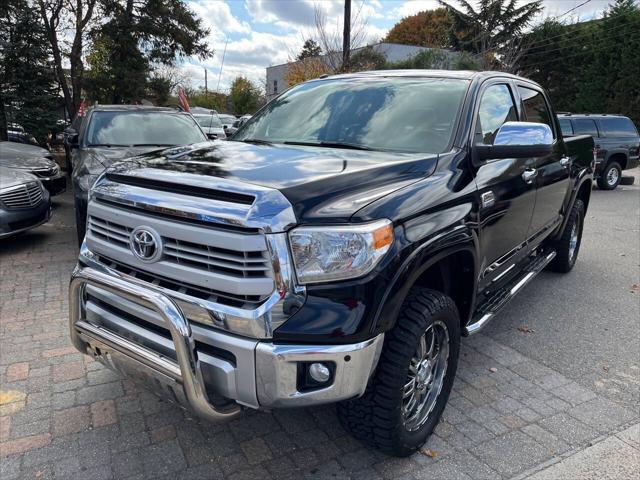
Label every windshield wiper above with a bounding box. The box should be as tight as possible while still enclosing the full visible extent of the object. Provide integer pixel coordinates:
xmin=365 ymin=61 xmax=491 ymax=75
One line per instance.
xmin=282 ymin=141 xmax=374 ymax=151
xmin=238 ymin=138 xmax=273 ymax=145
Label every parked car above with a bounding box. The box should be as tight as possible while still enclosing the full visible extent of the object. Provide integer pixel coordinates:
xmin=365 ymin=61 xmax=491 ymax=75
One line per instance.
xmin=558 ymin=113 xmax=639 ymax=189
xmin=68 ymin=71 xmax=594 ymax=457
xmin=69 ymin=105 xmax=209 ymax=243
xmin=191 ymin=110 xmax=227 ymax=139
xmin=218 ymin=114 xmax=238 ymax=135
xmin=0 ymin=167 xmax=51 ymax=238
xmin=225 ymin=114 xmax=252 ymax=136
xmin=0 ymin=141 xmax=66 ymax=195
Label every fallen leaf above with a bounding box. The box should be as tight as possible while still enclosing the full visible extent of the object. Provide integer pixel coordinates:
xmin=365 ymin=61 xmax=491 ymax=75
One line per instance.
xmin=489 ymin=367 xmax=498 ymax=373
xmin=518 ymin=325 xmax=535 ymax=333
xmin=631 ymin=284 xmax=640 ymax=293
xmin=421 ymin=449 xmax=438 ymax=458
xmin=602 ymin=365 xmax=609 ymax=372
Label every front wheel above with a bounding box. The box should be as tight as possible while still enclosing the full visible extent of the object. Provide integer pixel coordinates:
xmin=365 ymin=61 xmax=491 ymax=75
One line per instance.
xmin=337 ymin=288 xmax=460 ymax=457
xmin=597 ymin=161 xmax=622 ymax=190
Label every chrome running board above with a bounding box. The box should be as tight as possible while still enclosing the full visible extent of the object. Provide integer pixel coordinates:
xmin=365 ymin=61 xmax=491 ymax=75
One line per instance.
xmin=464 ymin=250 xmax=556 ymax=336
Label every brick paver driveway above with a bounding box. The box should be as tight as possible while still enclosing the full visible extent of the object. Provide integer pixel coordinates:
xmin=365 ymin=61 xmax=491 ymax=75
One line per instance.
xmin=1 ymin=183 xmax=639 ymax=480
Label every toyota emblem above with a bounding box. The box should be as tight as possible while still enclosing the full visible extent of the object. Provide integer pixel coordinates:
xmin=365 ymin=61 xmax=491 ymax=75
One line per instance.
xmin=130 ymin=226 xmax=163 ymax=263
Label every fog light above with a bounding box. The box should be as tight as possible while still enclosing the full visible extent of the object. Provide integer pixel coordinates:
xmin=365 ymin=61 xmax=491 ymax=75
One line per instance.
xmin=309 ymin=362 xmax=331 ymax=383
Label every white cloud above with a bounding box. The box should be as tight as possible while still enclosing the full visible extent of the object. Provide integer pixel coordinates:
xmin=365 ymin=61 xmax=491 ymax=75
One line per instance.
xmin=245 ymin=0 xmax=318 ymax=27
xmin=189 ymin=1 xmax=252 ymax=35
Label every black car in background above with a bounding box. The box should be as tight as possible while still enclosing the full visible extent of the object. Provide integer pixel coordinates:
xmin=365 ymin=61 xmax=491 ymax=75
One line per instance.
xmin=69 ymin=105 xmax=208 ymax=243
xmin=558 ymin=114 xmax=639 ymax=189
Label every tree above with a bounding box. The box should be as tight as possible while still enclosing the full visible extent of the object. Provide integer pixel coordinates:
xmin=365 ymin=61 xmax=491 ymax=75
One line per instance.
xmin=349 ymin=46 xmax=387 ymax=71
xmin=297 ymin=39 xmax=322 ymax=60
xmin=284 ymin=57 xmax=329 ymax=87
xmin=85 ymin=0 xmax=212 ymax=104
xmin=1 ymin=0 xmax=60 ymax=143
xmin=385 ymin=8 xmax=455 ymax=49
xmin=37 ymin=0 xmax=97 ymax=118
xmin=230 ymin=77 xmax=261 ymax=115
xmin=439 ymin=0 xmax=542 ymax=68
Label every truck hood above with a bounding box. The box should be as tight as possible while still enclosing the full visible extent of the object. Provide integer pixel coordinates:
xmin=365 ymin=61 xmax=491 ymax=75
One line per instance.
xmin=106 ymin=140 xmax=438 ymax=222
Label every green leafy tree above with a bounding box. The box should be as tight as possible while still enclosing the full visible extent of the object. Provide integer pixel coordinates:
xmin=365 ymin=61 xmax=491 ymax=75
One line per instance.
xmin=1 ymin=0 xmax=60 ymax=143
xmin=297 ymin=39 xmax=322 ymax=60
xmin=230 ymin=77 xmax=261 ymax=115
xmin=85 ymin=0 xmax=212 ymax=104
xmin=519 ymin=0 xmax=640 ymax=126
xmin=385 ymin=8 xmax=455 ymax=48
xmin=439 ymin=0 xmax=542 ymax=67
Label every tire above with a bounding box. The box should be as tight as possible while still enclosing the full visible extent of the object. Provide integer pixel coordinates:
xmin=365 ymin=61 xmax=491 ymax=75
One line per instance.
xmin=597 ymin=161 xmax=622 ymax=190
xmin=548 ymin=199 xmax=585 ymax=273
xmin=337 ymin=288 xmax=460 ymax=457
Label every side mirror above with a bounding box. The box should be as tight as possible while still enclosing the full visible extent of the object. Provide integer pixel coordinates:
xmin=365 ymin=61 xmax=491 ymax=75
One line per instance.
xmin=475 ymin=122 xmax=553 ymax=162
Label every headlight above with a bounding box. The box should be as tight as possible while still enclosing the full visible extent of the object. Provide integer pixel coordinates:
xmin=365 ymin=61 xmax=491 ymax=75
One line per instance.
xmin=289 ymin=219 xmax=394 ymax=284
xmin=74 ymin=156 xmax=105 ymax=193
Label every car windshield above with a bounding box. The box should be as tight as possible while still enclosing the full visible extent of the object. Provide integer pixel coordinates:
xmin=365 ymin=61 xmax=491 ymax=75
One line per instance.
xmin=234 ymin=77 xmax=469 ymax=154
xmin=85 ymin=111 xmax=206 ymax=147
xmin=193 ymin=114 xmax=223 ymax=129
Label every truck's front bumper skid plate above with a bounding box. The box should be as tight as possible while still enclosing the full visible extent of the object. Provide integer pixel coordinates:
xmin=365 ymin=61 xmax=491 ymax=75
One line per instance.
xmin=69 ymin=266 xmax=384 ymax=420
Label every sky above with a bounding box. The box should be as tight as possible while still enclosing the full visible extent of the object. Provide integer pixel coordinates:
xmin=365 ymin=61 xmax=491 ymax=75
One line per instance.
xmin=182 ymin=0 xmax=615 ymax=93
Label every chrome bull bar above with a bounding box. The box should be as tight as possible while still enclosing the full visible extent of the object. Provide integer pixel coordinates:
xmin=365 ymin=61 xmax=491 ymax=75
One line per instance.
xmin=69 ymin=266 xmax=242 ymax=422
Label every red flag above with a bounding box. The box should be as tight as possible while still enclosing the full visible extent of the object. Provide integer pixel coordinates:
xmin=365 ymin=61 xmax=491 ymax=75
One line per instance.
xmin=178 ymin=88 xmax=190 ymax=112
xmin=77 ymin=99 xmax=86 ymax=117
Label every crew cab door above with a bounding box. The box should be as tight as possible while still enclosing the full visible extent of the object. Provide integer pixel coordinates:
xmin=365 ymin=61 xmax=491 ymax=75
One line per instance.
xmin=515 ymin=85 xmax=570 ymax=247
xmin=472 ymin=82 xmax=536 ymax=290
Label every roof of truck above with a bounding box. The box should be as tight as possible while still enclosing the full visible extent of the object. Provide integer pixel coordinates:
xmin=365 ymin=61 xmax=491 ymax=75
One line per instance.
xmin=318 ymin=70 xmax=536 ymax=83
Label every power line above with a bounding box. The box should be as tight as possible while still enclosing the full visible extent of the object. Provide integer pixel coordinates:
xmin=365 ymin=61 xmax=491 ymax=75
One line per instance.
xmin=555 ymin=0 xmax=593 ymax=21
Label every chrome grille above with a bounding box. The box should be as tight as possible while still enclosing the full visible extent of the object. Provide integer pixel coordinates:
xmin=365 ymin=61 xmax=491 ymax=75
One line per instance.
xmin=0 ymin=182 xmax=43 ymax=209
xmin=85 ymin=201 xmax=275 ymax=303
xmin=88 ymin=216 xmax=272 ymax=279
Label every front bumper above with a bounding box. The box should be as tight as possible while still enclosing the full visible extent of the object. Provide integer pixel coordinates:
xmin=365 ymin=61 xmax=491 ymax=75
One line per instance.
xmin=69 ymin=265 xmax=384 ymax=421
xmin=0 ymin=197 xmax=52 ymax=238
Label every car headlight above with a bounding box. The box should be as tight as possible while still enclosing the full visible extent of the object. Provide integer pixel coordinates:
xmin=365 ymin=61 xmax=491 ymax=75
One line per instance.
xmin=289 ymin=219 xmax=394 ymax=284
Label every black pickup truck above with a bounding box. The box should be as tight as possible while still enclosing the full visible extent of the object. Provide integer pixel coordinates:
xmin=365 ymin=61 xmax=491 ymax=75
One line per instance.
xmin=69 ymin=70 xmax=594 ymax=456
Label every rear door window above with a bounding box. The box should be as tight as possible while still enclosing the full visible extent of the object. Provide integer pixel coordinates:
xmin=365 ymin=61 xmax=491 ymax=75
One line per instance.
xmin=572 ymin=118 xmax=599 ymax=137
xmin=600 ymin=117 xmax=638 ymax=137
xmin=518 ymin=86 xmax=555 ymax=138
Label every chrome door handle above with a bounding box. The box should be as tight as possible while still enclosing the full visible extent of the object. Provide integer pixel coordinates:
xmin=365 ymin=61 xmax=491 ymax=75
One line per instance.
xmin=560 ymin=157 xmax=571 ymax=167
xmin=522 ymin=168 xmax=538 ymax=184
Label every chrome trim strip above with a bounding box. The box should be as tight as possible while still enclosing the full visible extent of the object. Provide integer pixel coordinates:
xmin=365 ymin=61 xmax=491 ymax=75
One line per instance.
xmin=491 ymin=263 xmax=515 ymax=283
xmin=70 ymin=266 xmax=242 ymax=422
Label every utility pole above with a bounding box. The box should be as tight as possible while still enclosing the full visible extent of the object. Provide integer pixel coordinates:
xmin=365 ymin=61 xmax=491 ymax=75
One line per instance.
xmin=204 ymin=68 xmax=208 ymax=94
xmin=342 ymin=0 xmax=351 ymax=72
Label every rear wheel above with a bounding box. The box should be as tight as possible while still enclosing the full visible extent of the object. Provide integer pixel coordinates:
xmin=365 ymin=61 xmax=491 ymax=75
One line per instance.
xmin=597 ymin=161 xmax=622 ymax=190
xmin=337 ymin=288 xmax=460 ymax=457
xmin=548 ymin=199 xmax=585 ymax=273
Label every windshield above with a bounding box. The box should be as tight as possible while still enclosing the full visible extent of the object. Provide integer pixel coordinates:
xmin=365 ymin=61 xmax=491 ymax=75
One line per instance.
xmin=193 ymin=114 xmax=223 ymax=129
xmin=234 ymin=77 xmax=468 ymax=153
xmin=85 ymin=111 xmax=206 ymax=146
